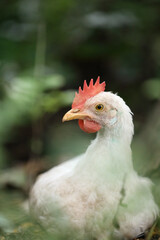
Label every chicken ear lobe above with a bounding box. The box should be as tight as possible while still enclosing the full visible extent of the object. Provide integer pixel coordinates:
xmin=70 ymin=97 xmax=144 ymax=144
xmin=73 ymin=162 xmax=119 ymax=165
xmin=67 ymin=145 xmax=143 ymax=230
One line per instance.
xmin=107 ymin=109 xmax=117 ymax=127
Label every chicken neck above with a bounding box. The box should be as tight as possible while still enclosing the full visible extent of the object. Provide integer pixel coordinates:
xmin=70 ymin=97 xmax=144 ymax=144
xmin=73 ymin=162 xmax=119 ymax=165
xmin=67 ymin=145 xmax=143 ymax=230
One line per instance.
xmin=74 ymin=124 xmax=134 ymax=183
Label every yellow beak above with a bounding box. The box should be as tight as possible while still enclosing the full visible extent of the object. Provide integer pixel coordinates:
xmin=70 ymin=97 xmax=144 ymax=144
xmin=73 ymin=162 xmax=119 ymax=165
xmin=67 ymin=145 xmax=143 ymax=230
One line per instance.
xmin=62 ymin=109 xmax=90 ymax=122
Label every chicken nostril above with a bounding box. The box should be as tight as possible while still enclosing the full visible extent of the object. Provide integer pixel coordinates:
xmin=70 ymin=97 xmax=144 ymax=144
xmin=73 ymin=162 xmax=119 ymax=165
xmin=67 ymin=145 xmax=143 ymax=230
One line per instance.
xmin=72 ymin=109 xmax=80 ymax=113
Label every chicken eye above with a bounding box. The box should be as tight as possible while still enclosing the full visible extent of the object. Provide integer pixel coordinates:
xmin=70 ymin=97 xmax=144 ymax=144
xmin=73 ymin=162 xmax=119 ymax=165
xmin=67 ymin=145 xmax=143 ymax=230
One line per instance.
xmin=95 ymin=104 xmax=104 ymax=111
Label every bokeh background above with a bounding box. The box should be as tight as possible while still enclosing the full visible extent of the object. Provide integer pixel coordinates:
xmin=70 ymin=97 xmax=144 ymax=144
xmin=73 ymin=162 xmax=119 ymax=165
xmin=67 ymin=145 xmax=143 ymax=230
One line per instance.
xmin=0 ymin=0 xmax=160 ymax=239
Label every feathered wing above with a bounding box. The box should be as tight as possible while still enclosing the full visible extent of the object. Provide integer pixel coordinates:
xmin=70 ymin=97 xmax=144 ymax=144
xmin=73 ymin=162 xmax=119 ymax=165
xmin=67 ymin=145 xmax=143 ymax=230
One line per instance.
xmin=29 ymin=155 xmax=83 ymax=229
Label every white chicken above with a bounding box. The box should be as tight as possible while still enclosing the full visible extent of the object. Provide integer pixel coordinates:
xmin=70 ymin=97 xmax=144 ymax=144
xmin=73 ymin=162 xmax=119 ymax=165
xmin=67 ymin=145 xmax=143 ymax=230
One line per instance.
xmin=30 ymin=77 xmax=159 ymax=240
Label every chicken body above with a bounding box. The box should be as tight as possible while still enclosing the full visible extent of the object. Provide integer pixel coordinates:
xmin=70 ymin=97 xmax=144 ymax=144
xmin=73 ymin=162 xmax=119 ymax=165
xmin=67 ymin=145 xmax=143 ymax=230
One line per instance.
xmin=30 ymin=91 xmax=159 ymax=240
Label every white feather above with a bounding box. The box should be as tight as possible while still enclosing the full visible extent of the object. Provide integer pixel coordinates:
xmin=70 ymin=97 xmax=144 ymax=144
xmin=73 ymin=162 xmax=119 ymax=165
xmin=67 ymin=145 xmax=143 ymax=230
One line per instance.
xmin=30 ymin=92 xmax=159 ymax=239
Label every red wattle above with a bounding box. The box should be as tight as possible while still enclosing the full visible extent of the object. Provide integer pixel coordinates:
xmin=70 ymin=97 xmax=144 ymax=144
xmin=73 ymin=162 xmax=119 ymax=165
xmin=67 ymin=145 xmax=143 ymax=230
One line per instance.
xmin=78 ymin=119 xmax=101 ymax=133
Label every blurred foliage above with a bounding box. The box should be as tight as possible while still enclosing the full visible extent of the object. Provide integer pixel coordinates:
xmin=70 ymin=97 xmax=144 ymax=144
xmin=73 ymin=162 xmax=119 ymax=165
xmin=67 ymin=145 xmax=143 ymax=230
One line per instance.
xmin=143 ymin=79 xmax=160 ymax=100
xmin=0 ymin=0 xmax=160 ymax=239
xmin=0 ymin=190 xmax=53 ymax=240
xmin=0 ymin=74 xmax=74 ymax=167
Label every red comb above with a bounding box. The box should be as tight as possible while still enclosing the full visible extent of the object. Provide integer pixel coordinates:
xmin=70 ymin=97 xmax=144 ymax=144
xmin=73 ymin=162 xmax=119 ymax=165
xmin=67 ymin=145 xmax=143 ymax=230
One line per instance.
xmin=72 ymin=77 xmax=106 ymax=109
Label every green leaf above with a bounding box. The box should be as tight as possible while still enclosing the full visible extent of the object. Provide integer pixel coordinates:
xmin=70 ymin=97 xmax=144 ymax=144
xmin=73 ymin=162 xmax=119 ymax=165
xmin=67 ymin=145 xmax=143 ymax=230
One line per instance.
xmin=43 ymin=75 xmax=65 ymax=89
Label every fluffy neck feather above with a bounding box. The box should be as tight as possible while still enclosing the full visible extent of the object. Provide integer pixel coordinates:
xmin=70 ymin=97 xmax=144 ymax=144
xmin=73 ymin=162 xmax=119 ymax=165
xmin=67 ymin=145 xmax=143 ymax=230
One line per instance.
xmin=74 ymin=110 xmax=134 ymax=182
